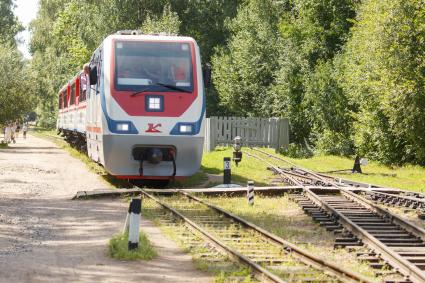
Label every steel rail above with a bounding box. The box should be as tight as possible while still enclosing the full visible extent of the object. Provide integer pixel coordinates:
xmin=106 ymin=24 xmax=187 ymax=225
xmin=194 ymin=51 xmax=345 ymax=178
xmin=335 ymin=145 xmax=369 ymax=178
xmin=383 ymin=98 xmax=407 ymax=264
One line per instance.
xmin=289 ymin=167 xmax=425 ymax=220
xmin=179 ymin=190 xmax=372 ymax=283
xmin=276 ymin=158 xmax=425 ymax=280
xmin=245 ymin=151 xmax=304 ymax=186
xmin=249 ymin=148 xmax=333 ymax=185
xmin=341 ymin=190 xmax=425 ymax=242
xmin=140 ymin=189 xmax=286 ymax=283
xmin=364 ymin=190 xmax=425 ymax=211
xmin=305 ymin=188 xmax=425 ymax=283
xmin=251 ymin=147 xmax=425 ymax=205
xmin=278 ymin=167 xmax=333 ymax=186
xmin=246 ymin=149 xmax=425 ymax=281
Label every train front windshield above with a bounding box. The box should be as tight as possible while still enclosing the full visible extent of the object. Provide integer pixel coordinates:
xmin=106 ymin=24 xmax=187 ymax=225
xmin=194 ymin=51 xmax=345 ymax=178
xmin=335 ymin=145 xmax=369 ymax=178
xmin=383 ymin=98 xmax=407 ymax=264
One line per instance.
xmin=114 ymin=41 xmax=194 ymax=93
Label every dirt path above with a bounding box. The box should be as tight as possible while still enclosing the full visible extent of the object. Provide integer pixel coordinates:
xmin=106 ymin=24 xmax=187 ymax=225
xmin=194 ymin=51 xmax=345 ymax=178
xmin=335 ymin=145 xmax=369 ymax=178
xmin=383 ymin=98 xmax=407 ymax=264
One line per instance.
xmin=0 ymin=134 xmax=212 ymax=282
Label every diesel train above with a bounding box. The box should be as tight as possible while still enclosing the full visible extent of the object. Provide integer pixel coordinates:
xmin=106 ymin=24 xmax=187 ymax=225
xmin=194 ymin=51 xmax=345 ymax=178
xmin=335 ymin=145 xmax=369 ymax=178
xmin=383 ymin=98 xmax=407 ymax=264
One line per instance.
xmin=57 ymin=31 xmax=207 ymax=183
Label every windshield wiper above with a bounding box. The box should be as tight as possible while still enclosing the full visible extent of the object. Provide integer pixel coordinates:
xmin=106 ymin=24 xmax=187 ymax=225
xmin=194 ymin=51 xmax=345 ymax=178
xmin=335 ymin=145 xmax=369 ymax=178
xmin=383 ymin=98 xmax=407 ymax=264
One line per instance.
xmin=131 ymin=83 xmax=191 ymax=97
xmin=157 ymin=82 xmax=192 ymax=93
xmin=130 ymin=86 xmax=155 ymax=97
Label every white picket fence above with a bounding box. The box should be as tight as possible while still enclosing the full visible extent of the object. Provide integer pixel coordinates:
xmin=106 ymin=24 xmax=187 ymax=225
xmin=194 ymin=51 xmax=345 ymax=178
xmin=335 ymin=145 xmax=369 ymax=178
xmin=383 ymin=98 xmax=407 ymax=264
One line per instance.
xmin=204 ymin=116 xmax=289 ymax=152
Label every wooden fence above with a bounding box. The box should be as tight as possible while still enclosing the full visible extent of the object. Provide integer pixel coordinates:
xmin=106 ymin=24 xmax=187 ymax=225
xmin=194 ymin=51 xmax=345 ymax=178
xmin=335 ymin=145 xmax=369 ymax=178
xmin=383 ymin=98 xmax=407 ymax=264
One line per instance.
xmin=204 ymin=116 xmax=290 ymax=152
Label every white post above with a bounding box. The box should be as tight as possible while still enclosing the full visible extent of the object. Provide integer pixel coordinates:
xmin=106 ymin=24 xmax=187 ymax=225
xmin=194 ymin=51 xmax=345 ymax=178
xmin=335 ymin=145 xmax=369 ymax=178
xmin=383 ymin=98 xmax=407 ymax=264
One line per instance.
xmin=128 ymin=197 xmax=141 ymax=250
xmin=247 ymin=181 xmax=254 ymax=206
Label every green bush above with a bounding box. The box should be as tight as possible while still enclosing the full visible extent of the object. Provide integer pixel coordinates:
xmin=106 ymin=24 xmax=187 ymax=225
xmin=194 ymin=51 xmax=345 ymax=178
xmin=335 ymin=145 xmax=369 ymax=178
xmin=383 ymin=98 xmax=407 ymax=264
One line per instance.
xmin=314 ymin=129 xmax=354 ymax=156
xmin=109 ymin=231 xmax=156 ymax=261
xmin=280 ymin=143 xmax=313 ymax=159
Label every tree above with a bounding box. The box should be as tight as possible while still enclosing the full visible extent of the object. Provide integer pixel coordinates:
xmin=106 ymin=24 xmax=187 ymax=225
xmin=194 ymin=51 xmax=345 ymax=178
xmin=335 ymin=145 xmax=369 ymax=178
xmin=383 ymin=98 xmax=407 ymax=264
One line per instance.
xmin=212 ymin=0 xmax=280 ymax=116
xmin=0 ymin=0 xmax=23 ymax=44
xmin=141 ymin=4 xmax=181 ymax=35
xmin=270 ymin=0 xmax=356 ymax=151
xmin=0 ymin=44 xmax=34 ymax=124
xmin=339 ymin=0 xmax=425 ymax=164
xmin=29 ymin=0 xmax=242 ymax=124
xmin=0 ymin=0 xmax=32 ymax=124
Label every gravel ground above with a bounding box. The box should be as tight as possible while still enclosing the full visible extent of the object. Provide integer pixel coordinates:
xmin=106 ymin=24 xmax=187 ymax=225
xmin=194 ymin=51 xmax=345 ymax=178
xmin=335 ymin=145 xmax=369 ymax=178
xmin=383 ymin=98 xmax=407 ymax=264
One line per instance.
xmin=0 ymin=134 xmax=211 ymax=282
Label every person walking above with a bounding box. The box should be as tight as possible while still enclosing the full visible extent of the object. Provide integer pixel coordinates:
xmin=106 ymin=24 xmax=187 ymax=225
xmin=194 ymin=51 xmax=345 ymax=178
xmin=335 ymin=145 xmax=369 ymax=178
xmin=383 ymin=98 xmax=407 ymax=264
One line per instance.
xmin=22 ymin=123 xmax=28 ymax=139
xmin=11 ymin=123 xmax=16 ymax=143
xmin=4 ymin=123 xmax=11 ymax=143
xmin=15 ymin=123 xmax=20 ymax=138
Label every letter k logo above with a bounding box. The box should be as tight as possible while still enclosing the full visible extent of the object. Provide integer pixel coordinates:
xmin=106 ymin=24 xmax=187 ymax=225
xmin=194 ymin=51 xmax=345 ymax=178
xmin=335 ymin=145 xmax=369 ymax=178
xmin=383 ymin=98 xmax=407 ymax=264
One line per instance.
xmin=145 ymin=123 xmax=162 ymax=133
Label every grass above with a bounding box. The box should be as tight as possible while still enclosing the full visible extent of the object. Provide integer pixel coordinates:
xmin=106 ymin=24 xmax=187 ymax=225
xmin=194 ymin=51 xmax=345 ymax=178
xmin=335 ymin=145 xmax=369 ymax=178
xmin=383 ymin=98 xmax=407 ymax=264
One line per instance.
xmin=0 ymin=142 xmax=7 ymax=148
xmin=108 ymin=231 xmax=156 ymax=260
xmin=172 ymin=170 xmax=209 ymax=188
xmin=201 ymin=147 xmax=278 ymax=186
xmin=250 ymin=147 xmax=425 ymax=192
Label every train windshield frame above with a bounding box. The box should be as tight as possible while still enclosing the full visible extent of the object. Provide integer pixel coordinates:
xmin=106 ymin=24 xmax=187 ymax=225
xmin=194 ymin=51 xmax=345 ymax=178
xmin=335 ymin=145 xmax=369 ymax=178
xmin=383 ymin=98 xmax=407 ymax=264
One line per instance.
xmin=114 ymin=41 xmax=194 ymax=93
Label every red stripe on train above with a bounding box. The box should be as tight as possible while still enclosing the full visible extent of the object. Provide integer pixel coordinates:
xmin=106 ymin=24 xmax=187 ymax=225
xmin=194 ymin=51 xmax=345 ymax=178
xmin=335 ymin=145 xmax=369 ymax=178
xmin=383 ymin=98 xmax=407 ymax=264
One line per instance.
xmin=116 ymin=175 xmax=186 ymax=180
xmin=86 ymin=126 xmax=102 ymax=133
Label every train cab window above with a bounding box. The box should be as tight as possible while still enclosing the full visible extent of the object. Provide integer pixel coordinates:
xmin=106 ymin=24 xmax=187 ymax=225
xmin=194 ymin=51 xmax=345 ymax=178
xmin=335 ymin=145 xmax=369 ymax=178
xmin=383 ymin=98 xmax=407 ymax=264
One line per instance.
xmin=70 ymin=83 xmax=75 ymax=105
xmin=114 ymin=41 xmax=193 ymax=93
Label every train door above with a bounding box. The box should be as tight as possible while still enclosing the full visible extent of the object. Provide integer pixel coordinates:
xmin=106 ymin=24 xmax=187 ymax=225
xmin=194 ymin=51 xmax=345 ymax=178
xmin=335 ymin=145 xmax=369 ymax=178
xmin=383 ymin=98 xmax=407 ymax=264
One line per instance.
xmin=87 ymin=47 xmax=102 ymax=163
xmin=95 ymin=47 xmax=104 ymax=165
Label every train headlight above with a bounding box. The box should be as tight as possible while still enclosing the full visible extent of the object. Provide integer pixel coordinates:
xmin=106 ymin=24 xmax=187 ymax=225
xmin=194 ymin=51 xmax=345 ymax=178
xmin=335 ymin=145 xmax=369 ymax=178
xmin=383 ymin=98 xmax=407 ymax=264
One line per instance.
xmin=179 ymin=124 xmax=193 ymax=134
xmin=116 ymin=123 xmax=130 ymax=131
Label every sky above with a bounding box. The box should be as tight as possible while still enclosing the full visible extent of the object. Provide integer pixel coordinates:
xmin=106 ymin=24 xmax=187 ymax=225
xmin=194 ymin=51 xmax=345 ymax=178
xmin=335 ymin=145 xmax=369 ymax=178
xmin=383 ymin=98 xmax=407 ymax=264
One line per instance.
xmin=14 ymin=0 xmax=40 ymax=59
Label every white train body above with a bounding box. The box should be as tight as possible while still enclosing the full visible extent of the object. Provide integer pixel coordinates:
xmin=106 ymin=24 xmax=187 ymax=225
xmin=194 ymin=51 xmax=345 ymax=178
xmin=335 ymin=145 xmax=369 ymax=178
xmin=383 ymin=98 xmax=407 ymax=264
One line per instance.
xmin=57 ymin=33 xmax=206 ymax=180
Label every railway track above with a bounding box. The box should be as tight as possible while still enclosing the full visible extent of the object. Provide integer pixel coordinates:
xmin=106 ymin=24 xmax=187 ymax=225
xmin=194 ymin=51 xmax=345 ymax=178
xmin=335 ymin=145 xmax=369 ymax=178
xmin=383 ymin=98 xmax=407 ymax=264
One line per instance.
xmin=248 ymin=148 xmax=425 ymax=217
xmin=283 ymin=165 xmax=425 ymax=218
xmin=362 ymin=191 xmax=425 ymax=218
xmin=140 ymin=189 xmax=370 ymax=283
xmin=293 ymin=188 xmax=425 ymax=283
xmin=247 ymin=148 xmax=425 ymax=282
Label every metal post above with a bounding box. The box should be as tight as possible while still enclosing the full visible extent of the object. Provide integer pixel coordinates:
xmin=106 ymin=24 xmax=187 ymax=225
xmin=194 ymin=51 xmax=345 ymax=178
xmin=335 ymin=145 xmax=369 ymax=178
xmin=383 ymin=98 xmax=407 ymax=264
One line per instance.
xmin=223 ymin=157 xmax=231 ymax=185
xmin=128 ymin=197 xmax=141 ymax=250
xmin=247 ymin=181 xmax=254 ymax=205
xmin=352 ymin=156 xmax=362 ymax=173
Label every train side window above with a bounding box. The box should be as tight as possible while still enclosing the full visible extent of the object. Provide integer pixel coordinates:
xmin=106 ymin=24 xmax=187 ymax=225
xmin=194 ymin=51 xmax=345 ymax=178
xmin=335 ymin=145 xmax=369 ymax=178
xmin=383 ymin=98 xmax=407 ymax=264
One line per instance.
xmin=76 ymin=77 xmax=80 ymax=104
xmin=59 ymin=93 xmax=63 ymax=109
xmin=64 ymin=91 xmax=68 ymax=108
xmin=70 ymin=83 xmax=75 ymax=105
xmin=79 ymin=76 xmax=87 ymax=102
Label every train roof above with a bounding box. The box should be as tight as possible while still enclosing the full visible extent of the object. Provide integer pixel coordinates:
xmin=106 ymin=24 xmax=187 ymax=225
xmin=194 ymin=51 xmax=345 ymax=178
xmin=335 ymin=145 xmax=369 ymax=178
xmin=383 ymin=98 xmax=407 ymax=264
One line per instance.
xmin=105 ymin=32 xmax=197 ymax=44
xmin=59 ymin=84 xmax=67 ymax=94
